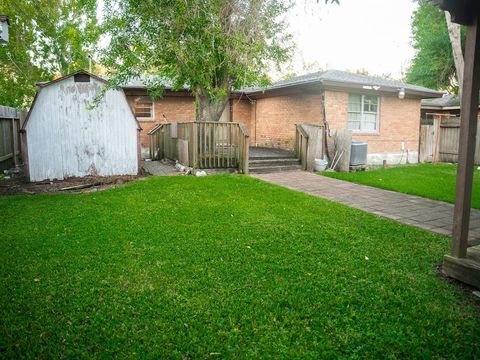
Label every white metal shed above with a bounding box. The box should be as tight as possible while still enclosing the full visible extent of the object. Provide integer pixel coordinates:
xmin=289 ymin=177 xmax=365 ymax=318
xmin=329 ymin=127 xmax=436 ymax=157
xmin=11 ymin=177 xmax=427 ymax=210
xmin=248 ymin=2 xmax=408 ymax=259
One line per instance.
xmin=21 ymin=70 xmax=141 ymax=182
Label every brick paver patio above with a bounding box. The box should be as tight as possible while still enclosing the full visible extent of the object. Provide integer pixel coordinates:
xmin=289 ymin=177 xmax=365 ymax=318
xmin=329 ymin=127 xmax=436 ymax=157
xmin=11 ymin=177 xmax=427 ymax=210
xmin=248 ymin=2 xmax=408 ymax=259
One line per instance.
xmin=253 ymin=171 xmax=480 ymax=246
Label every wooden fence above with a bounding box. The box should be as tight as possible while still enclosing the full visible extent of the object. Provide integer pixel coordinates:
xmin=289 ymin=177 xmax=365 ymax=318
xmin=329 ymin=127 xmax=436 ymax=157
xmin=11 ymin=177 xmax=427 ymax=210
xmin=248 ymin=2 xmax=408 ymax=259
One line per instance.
xmin=295 ymin=124 xmax=325 ymax=171
xmin=419 ymin=114 xmax=480 ymax=164
xmin=0 ymin=105 xmax=23 ymax=171
xmin=148 ymin=121 xmax=250 ymax=173
xmin=295 ymin=124 xmax=309 ymax=170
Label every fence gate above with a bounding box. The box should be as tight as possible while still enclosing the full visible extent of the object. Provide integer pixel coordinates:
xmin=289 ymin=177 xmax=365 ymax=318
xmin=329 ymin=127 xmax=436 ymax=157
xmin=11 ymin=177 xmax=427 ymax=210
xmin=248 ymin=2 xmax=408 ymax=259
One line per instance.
xmin=419 ymin=122 xmax=436 ymax=163
xmin=0 ymin=105 xmax=23 ymax=171
xmin=419 ymin=113 xmax=480 ymax=164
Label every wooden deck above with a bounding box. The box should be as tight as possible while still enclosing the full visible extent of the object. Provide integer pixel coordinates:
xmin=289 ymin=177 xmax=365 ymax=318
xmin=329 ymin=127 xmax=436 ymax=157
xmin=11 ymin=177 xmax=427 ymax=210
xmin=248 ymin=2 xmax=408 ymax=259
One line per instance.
xmin=443 ymin=245 xmax=480 ymax=288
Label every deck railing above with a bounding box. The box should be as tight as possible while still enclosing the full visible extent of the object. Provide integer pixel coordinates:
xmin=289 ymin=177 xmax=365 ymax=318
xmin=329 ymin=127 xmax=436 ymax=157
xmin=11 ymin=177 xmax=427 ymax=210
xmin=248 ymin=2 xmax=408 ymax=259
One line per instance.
xmin=148 ymin=121 xmax=250 ymax=174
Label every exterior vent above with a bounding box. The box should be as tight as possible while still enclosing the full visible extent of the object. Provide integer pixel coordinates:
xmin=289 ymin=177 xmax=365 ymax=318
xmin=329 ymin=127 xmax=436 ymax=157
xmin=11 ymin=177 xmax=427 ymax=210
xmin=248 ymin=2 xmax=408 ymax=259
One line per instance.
xmin=74 ymin=73 xmax=90 ymax=83
xmin=350 ymin=141 xmax=368 ymax=166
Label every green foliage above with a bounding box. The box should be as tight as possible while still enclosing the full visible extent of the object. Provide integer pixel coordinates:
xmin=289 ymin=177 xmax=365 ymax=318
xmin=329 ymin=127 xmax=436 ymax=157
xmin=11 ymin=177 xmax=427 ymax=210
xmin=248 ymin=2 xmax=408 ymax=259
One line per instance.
xmin=406 ymin=0 xmax=464 ymax=93
xmin=0 ymin=175 xmax=479 ymax=357
xmin=0 ymin=0 xmax=100 ymax=108
xmin=102 ymin=0 xmax=293 ymax=119
xmin=322 ymin=163 xmax=480 ymax=208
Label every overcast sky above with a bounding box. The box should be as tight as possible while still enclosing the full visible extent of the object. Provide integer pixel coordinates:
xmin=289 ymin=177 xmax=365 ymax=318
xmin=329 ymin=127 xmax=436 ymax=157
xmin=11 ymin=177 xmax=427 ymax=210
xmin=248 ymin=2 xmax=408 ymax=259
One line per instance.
xmin=284 ymin=0 xmax=418 ymax=80
xmin=97 ymin=0 xmax=418 ymax=81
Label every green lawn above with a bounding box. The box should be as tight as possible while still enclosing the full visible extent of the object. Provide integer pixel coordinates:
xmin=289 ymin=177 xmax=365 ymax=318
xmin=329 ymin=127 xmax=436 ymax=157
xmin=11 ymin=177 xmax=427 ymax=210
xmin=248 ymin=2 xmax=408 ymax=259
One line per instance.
xmin=322 ymin=163 xmax=480 ymax=208
xmin=0 ymin=175 xmax=478 ymax=358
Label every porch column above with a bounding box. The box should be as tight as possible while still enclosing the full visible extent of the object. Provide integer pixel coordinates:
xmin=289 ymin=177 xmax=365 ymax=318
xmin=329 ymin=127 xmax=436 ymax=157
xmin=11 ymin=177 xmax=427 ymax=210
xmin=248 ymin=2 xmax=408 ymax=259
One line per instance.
xmin=451 ymin=14 xmax=480 ymax=258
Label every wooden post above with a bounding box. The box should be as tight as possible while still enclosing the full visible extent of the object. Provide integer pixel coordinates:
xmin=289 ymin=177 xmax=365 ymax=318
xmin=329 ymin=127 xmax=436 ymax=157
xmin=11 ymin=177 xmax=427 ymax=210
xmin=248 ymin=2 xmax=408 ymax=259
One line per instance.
xmin=11 ymin=117 xmax=18 ymax=167
xmin=333 ymin=129 xmax=352 ymax=172
xmin=243 ymin=139 xmax=249 ymax=175
xmin=432 ymin=116 xmax=441 ymax=163
xmin=192 ymin=122 xmax=198 ymax=168
xmin=451 ymin=14 xmax=480 ymax=258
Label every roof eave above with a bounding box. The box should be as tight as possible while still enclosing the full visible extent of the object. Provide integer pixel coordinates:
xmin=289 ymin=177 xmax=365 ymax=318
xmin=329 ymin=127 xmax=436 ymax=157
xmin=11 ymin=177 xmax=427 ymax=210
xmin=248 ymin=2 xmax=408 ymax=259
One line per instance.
xmin=37 ymin=70 xmax=107 ymax=89
xmin=320 ymin=80 xmax=444 ymax=99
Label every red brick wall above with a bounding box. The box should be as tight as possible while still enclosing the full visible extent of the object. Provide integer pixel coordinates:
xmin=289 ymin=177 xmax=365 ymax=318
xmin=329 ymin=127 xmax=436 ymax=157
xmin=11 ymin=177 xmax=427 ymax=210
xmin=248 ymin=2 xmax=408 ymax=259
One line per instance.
xmin=253 ymin=94 xmax=324 ymax=149
xmin=232 ymin=99 xmax=253 ymax=138
xmin=324 ymin=90 xmax=421 ymax=154
xmin=126 ymin=90 xmax=421 ymax=156
xmin=126 ymin=95 xmax=196 ymax=147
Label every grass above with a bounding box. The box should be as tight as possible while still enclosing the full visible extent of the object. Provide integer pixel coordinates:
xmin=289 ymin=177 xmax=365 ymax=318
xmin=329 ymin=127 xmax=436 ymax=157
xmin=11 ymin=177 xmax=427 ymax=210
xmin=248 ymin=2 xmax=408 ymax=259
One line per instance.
xmin=0 ymin=175 xmax=479 ymax=358
xmin=322 ymin=163 xmax=480 ymax=208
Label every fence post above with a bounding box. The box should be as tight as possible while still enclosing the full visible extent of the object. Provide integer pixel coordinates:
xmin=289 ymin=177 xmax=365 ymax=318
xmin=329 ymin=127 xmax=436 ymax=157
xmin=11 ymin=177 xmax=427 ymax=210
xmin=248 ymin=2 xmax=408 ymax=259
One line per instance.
xmin=432 ymin=117 xmax=441 ymax=163
xmin=11 ymin=117 xmax=18 ymax=167
xmin=192 ymin=122 xmax=198 ymax=168
xmin=243 ymin=138 xmax=249 ymax=174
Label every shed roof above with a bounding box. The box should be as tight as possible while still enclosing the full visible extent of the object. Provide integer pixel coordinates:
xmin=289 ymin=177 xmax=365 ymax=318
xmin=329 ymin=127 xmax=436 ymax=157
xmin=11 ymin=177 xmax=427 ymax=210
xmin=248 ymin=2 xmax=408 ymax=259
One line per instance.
xmin=25 ymin=70 xmax=141 ymax=131
xmin=36 ymin=70 xmax=108 ymax=88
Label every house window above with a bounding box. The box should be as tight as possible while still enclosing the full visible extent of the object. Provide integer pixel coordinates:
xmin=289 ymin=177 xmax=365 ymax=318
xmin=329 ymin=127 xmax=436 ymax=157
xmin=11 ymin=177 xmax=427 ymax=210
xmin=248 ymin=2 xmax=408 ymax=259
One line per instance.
xmin=348 ymin=94 xmax=380 ymax=132
xmin=134 ymin=97 xmax=153 ymax=119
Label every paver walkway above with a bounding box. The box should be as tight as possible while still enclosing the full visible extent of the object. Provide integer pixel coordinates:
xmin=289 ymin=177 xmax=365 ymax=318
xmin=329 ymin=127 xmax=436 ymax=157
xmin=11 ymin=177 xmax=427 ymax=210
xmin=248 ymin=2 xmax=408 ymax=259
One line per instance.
xmin=253 ymin=171 xmax=480 ymax=246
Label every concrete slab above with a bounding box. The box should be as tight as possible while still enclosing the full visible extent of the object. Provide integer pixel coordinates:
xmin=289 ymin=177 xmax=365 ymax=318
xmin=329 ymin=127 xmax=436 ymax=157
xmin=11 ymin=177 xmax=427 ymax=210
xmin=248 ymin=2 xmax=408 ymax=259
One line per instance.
xmin=141 ymin=161 xmax=179 ymax=176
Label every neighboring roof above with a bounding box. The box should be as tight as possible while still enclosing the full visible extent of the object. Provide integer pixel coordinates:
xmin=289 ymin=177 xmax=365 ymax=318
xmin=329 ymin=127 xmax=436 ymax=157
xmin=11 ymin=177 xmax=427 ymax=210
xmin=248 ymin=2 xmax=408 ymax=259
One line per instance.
xmin=122 ymin=76 xmax=175 ymax=90
xmin=244 ymin=70 xmax=444 ymax=99
xmin=0 ymin=15 xmax=9 ymax=25
xmin=24 ymin=70 xmax=141 ymax=131
xmin=421 ymin=94 xmax=460 ymax=109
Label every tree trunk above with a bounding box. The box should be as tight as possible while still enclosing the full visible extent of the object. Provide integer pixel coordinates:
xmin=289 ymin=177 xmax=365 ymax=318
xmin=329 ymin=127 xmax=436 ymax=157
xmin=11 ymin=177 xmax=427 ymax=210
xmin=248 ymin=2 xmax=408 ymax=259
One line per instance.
xmin=445 ymin=11 xmax=465 ymax=96
xmin=195 ymin=92 xmax=229 ymax=122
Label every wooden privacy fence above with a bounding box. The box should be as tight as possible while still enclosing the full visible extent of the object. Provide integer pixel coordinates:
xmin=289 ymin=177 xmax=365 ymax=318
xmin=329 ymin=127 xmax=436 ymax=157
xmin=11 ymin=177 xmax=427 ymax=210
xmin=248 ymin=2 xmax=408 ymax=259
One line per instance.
xmin=0 ymin=105 xmax=23 ymax=171
xmin=295 ymin=124 xmax=309 ymax=170
xmin=419 ymin=114 xmax=480 ymax=164
xmin=148 ymin=121 xmax=250 ymax=173
xmin=295 ymin=123 xmax=325 ymax=171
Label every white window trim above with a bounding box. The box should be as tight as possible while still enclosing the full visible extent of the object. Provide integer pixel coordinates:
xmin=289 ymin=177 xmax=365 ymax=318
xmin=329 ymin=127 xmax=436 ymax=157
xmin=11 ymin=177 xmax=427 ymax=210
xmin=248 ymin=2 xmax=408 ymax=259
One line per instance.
xmin=347 ymin=94 xmax=380 ymax=134
xmin=134 ymin=96 xmax=154 ymax=121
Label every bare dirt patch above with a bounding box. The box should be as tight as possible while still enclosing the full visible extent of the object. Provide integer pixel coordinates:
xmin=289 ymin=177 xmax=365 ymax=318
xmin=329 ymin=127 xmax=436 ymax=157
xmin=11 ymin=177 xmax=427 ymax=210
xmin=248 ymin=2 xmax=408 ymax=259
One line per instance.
xmin=0 ymin=174 xmax=142 ymax=196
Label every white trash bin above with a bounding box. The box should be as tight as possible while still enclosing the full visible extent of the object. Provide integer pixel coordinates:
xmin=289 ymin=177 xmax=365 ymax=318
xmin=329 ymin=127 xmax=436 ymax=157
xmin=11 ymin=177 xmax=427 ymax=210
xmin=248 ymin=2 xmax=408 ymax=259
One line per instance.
xmin=314 ymin=159 xmax=328 ymax=172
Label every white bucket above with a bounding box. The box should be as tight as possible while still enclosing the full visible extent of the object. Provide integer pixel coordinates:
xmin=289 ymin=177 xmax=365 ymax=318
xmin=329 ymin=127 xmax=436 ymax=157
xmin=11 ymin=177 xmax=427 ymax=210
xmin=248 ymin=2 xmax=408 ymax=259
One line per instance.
xmin=314 ymin=159 xmax=328 ymax=172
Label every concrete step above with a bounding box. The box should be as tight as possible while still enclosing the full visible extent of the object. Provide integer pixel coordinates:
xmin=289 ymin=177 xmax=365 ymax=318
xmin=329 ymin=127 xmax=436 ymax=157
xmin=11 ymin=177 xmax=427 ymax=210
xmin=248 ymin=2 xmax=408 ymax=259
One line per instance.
xmin=250 ymin=155 xmax=296 ymax=160
xmin=249 ymin=158 xmax=301 ymax=167
xmin=249 ymin=164 xmax=303 ymax=174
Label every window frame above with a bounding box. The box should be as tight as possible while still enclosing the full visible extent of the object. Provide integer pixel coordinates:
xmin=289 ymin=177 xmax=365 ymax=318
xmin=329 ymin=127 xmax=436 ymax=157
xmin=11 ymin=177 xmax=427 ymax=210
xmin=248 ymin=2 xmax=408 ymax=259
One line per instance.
xmin=347 ymin=93 xmax=381 ymax=134
xmin=133 ymin=96 xmax=154 ymax=121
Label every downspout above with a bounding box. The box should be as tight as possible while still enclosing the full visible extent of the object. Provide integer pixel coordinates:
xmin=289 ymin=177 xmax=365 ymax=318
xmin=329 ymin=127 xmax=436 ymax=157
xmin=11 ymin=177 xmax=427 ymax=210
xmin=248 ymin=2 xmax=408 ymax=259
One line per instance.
xmin=321 ymin=90 xmax=331 ymax=160
xmin=252 ymin=99 xmax=257 ymax=146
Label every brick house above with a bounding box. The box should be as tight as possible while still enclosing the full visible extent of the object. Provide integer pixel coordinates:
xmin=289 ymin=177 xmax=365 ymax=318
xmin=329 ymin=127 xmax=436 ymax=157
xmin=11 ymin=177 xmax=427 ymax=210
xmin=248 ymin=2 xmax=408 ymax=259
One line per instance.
xmin=123 ymin=70 xmax=443 ymax=164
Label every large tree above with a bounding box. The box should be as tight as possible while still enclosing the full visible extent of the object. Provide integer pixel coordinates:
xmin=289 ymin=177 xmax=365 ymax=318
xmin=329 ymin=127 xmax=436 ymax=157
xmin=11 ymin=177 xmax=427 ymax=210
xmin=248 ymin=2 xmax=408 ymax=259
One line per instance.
xmin=0 ymin=0 xmax=100 ymax=108
xmin=406 ymin=0 xmax=465 ymax=94
xmin=102 ymin=0 xmax=293 ymax=122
